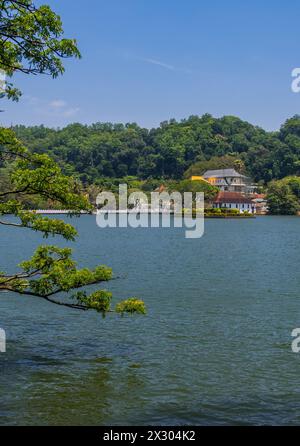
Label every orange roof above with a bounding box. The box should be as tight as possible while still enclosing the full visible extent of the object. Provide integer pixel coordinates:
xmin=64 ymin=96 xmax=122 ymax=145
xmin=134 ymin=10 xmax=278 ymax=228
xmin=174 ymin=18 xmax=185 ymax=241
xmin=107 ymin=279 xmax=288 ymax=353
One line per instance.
xmin=251 ymin=193 xmax=266 ymax=199
xmin=214 ymin=191 xmax=253 ymax=204
xmin=154 ymin=184 xmax=166 ymax=193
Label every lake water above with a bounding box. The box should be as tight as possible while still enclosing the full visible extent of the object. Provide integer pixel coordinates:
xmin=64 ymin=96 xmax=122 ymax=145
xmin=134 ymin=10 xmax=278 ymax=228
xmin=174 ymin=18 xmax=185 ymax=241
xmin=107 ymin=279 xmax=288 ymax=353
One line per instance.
xmin=1 ymin=215 xmax=300 ymax=425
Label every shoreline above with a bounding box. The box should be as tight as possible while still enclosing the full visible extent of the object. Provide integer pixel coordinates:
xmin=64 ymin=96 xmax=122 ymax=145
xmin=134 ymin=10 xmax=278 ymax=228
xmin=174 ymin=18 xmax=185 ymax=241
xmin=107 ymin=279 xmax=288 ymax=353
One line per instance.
xmin=28 ymin=209 xmax=256 ymax=218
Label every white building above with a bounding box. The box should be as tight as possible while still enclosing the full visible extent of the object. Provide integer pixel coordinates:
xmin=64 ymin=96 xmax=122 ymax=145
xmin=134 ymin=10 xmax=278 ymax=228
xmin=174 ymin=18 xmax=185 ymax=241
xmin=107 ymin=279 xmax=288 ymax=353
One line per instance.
xmin=203 ymin=168 xmax=254 ymax=193
xmin=213 ymin=191 xmax=256 ymax=214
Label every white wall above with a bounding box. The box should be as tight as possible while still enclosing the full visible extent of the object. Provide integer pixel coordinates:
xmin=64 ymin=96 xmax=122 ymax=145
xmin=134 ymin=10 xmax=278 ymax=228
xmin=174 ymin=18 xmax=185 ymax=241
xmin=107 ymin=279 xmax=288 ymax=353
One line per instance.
xmin=213 ymin=203 xmax=256 ymax=213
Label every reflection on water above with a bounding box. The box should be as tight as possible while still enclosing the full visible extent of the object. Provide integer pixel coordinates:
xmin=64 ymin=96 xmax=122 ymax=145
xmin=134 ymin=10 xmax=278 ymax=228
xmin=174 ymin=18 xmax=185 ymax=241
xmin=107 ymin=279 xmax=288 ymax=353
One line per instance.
xmin=1 ymin=216 xmax=300 ymax=425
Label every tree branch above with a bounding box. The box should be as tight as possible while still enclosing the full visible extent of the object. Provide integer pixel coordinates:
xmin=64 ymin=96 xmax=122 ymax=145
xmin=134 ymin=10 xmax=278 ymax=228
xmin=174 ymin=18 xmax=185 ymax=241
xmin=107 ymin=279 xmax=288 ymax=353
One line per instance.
xmin=3 ymin=288 xmax=89 ymax=310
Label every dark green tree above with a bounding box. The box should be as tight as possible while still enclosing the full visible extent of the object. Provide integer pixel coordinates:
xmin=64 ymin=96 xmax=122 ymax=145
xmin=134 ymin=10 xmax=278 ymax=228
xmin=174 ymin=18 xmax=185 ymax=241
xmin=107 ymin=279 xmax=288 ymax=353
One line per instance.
xmin=0 ymin=0 xmax=81 ymax=100
xmin=174 ymin=179 xmax=218 ymax=202
xmin=267 ymin=180 xmax=299 ymax=215
xmin=0 ymin=1 xmax=145 ymax=315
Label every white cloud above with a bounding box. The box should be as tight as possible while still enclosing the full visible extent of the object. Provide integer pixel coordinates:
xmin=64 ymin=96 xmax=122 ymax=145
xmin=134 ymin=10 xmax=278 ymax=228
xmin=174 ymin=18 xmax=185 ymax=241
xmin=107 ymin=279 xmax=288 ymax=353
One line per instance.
xmin=50 ymin=99 xmax=67 ymax=108
xmin=23 ymin=95 xmax=40 ymax=106
xmin=62 ymin=107 xmax=80 ymax=117
xmin=21 ymin=95 xmax=80 ymax=120
xmin=133 ymin=55 xmax=193 ymax=74
xmin=140 ymin=57 xmax=175 ymax=71
xmin=48 ymin=99 xmax=80 ymax=117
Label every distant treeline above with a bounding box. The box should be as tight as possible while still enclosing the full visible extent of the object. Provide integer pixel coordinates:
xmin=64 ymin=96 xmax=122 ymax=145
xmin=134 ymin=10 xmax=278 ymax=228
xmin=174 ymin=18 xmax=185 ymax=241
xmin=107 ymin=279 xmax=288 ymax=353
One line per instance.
xmin=10 ymin=114 xmax=300 ymax=184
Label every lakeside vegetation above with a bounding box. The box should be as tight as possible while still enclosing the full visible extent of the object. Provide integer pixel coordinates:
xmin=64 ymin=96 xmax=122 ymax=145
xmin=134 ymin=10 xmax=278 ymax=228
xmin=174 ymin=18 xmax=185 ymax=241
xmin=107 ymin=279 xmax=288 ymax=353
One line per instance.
xmin=0 ymin=3 xmax=300 ymax=220
xmin=1 ymin=114 xmax=300 ymax=214
xmin=11 ymin=114 xmax=300 ymax=185
xmin=0 ymin=0 xmax=145 ymax=315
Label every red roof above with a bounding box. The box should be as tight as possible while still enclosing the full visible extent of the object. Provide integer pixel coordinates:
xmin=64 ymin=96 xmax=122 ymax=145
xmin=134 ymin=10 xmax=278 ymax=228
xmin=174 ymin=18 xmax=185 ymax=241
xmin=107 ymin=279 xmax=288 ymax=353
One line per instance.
xmin=154 ymin=184 xmax=166 ymax=193
xmin=214 ymin=191 xmax=253 ymax=204
xmin=251 ymin=193 xmax=266 ymax=199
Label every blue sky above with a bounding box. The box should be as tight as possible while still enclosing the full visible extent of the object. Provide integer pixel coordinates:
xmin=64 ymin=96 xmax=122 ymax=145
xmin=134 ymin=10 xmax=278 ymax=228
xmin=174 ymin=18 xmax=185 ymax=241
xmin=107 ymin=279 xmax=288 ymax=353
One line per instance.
xmin=2 ymin=0 xmax=300 ymax=130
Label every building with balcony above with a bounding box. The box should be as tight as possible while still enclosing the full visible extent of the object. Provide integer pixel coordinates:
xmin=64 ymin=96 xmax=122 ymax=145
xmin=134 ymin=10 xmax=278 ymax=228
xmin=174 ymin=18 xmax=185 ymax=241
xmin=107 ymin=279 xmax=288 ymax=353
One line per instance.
xmin=202 ymin=168 xmax=254 ymax=193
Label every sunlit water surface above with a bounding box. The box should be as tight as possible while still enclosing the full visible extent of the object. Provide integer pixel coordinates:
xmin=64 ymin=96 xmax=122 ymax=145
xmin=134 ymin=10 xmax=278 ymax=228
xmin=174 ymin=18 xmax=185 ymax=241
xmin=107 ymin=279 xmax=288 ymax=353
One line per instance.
xmin=1 ymin=216 xmax=300 ymax=425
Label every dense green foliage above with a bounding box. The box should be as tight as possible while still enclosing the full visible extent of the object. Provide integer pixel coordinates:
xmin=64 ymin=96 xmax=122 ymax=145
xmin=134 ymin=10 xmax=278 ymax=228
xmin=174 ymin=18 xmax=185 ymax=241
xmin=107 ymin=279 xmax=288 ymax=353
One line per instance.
xmin=0 ymin=1 xmax=145 ymax=315
xmin=267 ymin=176 xmax=300 ymax=215
xmin=12 ymin=114 xmax=300 ymax=185
xmin=204 ymin=208 xmax=252 ymax=217
xmin=184 ymin=155 xmax=246 ymax=178
xmin=170 ymin=179 xmax=218 ymax=202
xmin=0 ymin=0 xmax=80 ymax=100
xmin=0 ymin=128 xmax=145 ymax=314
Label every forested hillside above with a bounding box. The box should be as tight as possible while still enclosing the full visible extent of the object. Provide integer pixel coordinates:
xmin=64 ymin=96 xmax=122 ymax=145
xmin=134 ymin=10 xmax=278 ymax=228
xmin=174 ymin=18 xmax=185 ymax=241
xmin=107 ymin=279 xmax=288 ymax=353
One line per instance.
xmin=10 ymin=114 xmax=300 ymax=184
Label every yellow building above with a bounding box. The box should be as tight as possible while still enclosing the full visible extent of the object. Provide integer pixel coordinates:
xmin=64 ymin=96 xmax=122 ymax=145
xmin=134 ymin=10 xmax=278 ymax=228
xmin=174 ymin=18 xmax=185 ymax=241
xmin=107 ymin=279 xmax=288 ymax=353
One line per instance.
xmin=191 ymin=175 xmax=216 ymax=184
xmin=195 ymin=168 xmax=254 ymax=193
